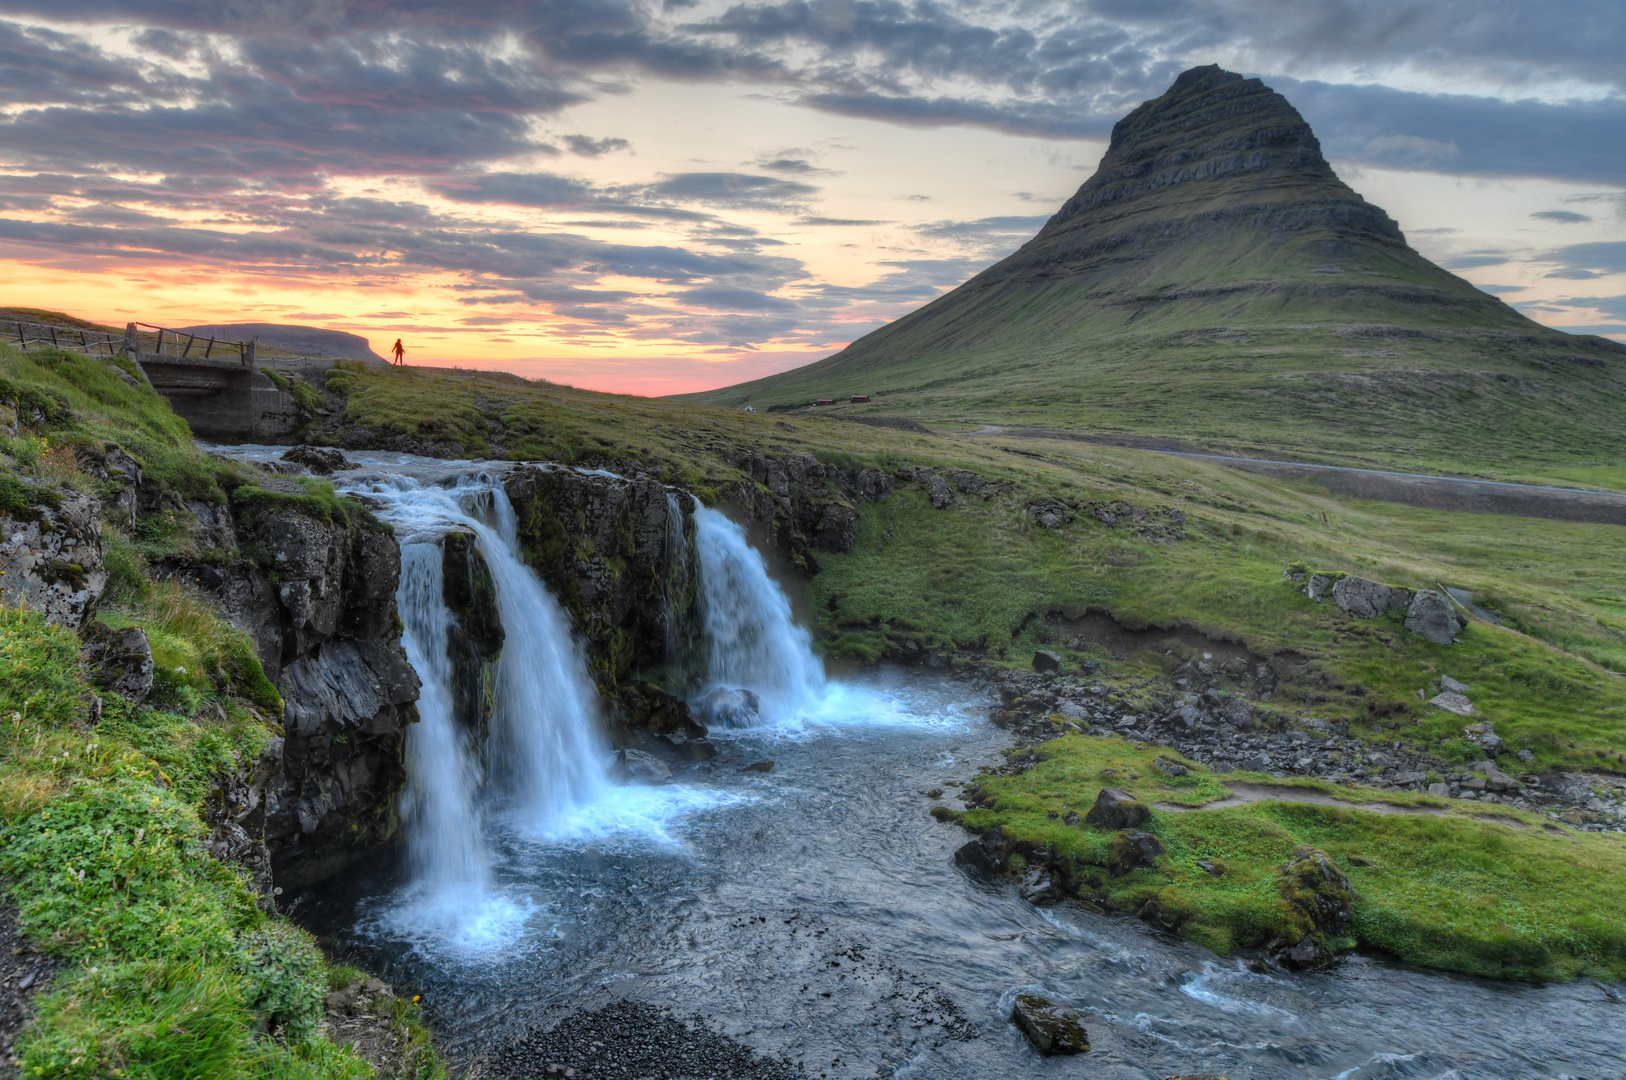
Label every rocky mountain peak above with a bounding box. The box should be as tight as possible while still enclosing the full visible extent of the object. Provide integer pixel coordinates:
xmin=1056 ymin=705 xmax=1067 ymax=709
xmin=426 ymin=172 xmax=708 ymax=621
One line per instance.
xmin=1030 ymin=64 xmax=1396 ymax=262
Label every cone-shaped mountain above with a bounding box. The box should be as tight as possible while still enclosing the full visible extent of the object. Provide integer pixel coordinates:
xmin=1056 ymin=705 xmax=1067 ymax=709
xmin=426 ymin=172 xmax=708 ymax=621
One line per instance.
xmin=689 ymin=66 xmax=1626 ymax=477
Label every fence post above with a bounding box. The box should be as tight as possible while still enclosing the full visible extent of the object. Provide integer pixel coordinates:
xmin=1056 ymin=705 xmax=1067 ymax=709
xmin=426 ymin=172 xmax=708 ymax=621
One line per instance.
xmin=122 ymin=323 xmax=139 ymax=355
xmin=244 ymin=335 xmax=256 ymax=366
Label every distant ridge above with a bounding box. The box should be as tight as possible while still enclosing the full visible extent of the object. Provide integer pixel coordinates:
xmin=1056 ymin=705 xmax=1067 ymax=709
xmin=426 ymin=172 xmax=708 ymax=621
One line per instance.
xmin=687 ymin=66 xmax=1626 ymax=478
xmin=179 ymin=323 xmax=386 ymax=364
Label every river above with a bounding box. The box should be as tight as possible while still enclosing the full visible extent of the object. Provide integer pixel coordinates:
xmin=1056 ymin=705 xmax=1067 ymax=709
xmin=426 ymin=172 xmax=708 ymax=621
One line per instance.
xmin=210 ymin=446 xmax=1622 ymax=1080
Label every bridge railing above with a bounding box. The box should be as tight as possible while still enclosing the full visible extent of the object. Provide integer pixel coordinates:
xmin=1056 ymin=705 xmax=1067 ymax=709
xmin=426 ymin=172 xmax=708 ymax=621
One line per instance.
xmin=6 ymin=317 xmax=254 ymax=366
xmin=131 ymin=323 xmax=254 ymax=365
xmin=8 ymin=318 xmax=124 ymax=356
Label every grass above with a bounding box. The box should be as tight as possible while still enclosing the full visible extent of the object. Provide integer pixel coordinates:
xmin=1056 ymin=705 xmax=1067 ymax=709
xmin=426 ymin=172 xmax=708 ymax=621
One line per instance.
xmin=954 ymin=735 xmax=1626 ymax=981
xmin=0 ymin=344 xmax=443 ymax=1077
xmin=309 ymin=362 xmax=1626 ymax=775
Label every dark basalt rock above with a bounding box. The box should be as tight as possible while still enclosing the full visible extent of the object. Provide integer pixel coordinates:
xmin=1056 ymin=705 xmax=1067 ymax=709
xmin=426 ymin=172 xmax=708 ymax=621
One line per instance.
xmin=443 ymin=531 xmax=503 ymax=745
xmin=1109 ymin=829 xmax=1165 ymax=878
xmin=1272 ymin=846 xmax=1358 ymax=971
xmin=954 ymin=827 xmax=1010 ymax=877
xmin=1010 ymin=993 xmax=1089 ymax=1055
xmin=609 ymin=680 xmax=713 ymax=759
xmin=170 ymin=493 xmax=420 ymax=889
xmin=0 ymin=481 xmax=107 ymax=629
xmin=1032 ymin=649 xmax=1062 ymax=673
xmin=281 ymin=445 xmax=348 ymax=475
xmin=696 ymin=686 xmax=761 ymax=728
xmin=503 ymin=465 xmax=699 ymax=690
xmin=80 ymin=620 xmax=154 ymax=703
xmin=1084 ymin=787 xmax=1151 ymax=831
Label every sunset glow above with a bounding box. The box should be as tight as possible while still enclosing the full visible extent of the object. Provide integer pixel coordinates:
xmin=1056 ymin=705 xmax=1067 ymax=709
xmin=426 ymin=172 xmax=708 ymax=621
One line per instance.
xmin=2 ymin=3 xmax=1622 ymax=394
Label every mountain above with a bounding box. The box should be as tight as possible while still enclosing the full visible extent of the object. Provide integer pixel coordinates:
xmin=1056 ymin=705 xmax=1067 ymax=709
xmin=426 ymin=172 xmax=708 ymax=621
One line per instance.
xmin=687 ymin=66 xmax=1626 ymax=480
xmin=179 ymin=322 xmax=387 ymax=364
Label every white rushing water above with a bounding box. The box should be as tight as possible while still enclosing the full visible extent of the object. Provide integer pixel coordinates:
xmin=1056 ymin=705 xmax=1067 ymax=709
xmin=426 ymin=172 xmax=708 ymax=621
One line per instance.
xmin=693 ymin=504 xmax=827 ymax=724
xmin=332 ymin=466 xmax=610 ymax=937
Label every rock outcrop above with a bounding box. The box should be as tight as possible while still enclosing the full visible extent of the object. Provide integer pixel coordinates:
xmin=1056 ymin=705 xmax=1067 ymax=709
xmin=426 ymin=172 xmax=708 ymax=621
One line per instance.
xmin=723 ymin=450 xmax=891 ymax=567
xmin=142 ymin=478 xmax=422 ymax=888
xmin=1405 ymin=589 xmax=1467 ymax=645
xmin=0 ymin=480 xmax=108 ymax=629
xmin=1331 ymin=576 xmax=1412 ymax=619
xmin=1272 ymin=847 xmax=1357 ymax=970
xmin=504 ymin=465 xmax=698 ymax=690
xmin=1010 ymin=993 xmax=1089 ymax=1056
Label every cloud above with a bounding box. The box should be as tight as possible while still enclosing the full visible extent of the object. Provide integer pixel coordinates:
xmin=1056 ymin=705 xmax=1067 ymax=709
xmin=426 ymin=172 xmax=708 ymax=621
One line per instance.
xmin=641 ymin=172 xmax=817 ymax=211
xmin=563 ymin=134 xmax=631 ymax=156
xmin=1531 ymin=210 xmax=1591 ymax=224
xmin=1358 ymin=134 xmax=1460 ymax=169
xmin=1441 ymin=253 xmax=1510 ymax=270
xmin=1540 ymin=242 xmax=1626 ymax=279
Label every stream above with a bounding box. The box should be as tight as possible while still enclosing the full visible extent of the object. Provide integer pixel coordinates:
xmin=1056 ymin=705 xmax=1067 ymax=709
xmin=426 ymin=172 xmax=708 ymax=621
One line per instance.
xmin=211 ymin=446 xmax=1622 ymax=1080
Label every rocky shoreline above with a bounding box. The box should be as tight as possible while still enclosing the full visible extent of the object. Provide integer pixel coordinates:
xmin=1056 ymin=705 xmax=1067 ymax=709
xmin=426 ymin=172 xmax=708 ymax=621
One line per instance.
xmin=953 ymin=654 xmax=1626 ymax=833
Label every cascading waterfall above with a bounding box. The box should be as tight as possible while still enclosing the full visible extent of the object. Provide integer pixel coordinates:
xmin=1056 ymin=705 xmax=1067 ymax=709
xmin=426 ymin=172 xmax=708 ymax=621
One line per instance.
xmin=663 ymin=491 xmax=691 ymax=668
xmin=693 ymin=503 xmax=826 ymax=723
xmin=396 ymin=542 xmax=490 ymax=902
xmin=337 ymin=468 xmax=609 ymax=902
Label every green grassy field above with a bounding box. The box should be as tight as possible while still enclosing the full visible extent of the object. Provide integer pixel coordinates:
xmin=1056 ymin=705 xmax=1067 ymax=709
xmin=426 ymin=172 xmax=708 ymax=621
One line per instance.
xmin=319 ymin=363 xmax=1626 ymax=775
xmin=951 ymin=736 xmax=1626 ymax=981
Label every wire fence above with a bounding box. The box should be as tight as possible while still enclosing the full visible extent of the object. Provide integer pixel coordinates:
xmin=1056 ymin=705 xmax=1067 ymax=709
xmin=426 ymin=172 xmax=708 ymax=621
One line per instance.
xmin=7 ymin=318 xmax=254 ymax=365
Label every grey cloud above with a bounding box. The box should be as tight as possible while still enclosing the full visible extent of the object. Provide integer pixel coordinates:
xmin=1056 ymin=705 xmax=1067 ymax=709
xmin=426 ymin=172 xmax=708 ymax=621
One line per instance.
xmin=1474 ymin=283 xmax=1526 ymax=294
xmin=641 ymin=172 xmax=817 ymax=211
xmin=1540 ymin=242 xmax=1626 ymax=279
xmin=1441 ymin=253 xmax=1509 ymax=270
xmin=673 ymin=285 xmax=797 ymax=312
xmin=564 ymin=134 xmax=631 ymax=156
xmin=1280 ymin=78 xmax=1626 ymax=186
xmin=1532 ymin=210 xmax=1591 ymax=224
xmin=802 ymin=90 xmax=1103 ymax=139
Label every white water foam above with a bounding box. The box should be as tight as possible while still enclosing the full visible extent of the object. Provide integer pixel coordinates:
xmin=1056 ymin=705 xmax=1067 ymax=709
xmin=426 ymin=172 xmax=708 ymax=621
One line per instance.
xmin=693 ymin=504 xmax=826 ymax=724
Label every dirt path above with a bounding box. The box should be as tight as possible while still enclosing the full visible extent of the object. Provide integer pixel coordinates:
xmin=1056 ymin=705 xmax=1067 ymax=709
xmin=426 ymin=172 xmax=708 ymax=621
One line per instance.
xmin=1154 ymin=782 xmax=1567 ymax=833
xmin=976 ymin=427 xmax=1626 ymax=526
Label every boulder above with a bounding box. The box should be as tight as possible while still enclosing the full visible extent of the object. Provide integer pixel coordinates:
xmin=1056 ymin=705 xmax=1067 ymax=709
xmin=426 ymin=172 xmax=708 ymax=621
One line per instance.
xmin=1152 ymin=756 xmax=1188 ymax=777
xmin=1304 ymin=574 xmax=1334 ymax=601
xmin=1271 ymin=847 xmax=1357 ymax=971
xmin=1108 ymin=830 xmax=1165 ymax=877
xmin=281 ymin=445 xmax=349 ymax=475
xmin=695 ymin=686 xmax=761 ymax=728
xmin=742 ymin=760 xmax=774 ymax=773
xmin=953 ymin=827 xmax=1008 ymax=877
xmin=0 ymin=483 xmax=108 ymax=630
xmin=1084 ymin=787 xmax=1150 ymax=831
xmin=1010 ymin=993 xmax=1089 ymax=1056
xmin=1405 ymin=590 xmax=1467 ymax=645
xmin=1463 ymin=721 xmax=1505 ymax=757
xmin=80 ymin=621 xmax=155 ymax=703
xmin=1331 ymin=576 xmax=1412 ymax=619
xmin=1428 ymin=692 xmax=1476 ymax=717
xmin=1032 ymin=649 xmax=1062 ymax=674
xmin=613 ymin=748 xmax=673 ymax=785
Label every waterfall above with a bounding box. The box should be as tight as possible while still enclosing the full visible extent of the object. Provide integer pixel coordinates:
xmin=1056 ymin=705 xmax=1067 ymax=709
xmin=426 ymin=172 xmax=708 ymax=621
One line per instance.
xmin=338 ymin=468 xmax=608 ymax=887
xmin=664 ymin=491 xmax=693 ymax=670
xmin=693 ymin=504 xmax=825 ymax=724
xmin=396 ymin=542 xmax=490 ymax=900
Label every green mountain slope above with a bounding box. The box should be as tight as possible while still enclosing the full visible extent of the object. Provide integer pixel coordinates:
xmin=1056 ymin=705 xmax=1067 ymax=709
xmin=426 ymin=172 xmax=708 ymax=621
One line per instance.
xmin=687 ymin=66 xmax=1626 ymax=482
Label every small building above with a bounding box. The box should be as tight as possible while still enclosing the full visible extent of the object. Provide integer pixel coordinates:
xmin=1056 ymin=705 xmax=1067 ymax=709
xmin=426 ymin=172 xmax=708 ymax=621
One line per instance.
xmin=816 ymin=398 xmax=835 ymax=406
xmin=850 ymin=394 xmax=871 ymax=403
xmin=743 ymin=405 xmax=755 ymax=412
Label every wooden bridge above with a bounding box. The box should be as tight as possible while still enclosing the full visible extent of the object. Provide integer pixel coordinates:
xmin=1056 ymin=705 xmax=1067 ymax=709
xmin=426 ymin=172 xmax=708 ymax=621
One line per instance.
xmin=8 ymin=317 xmax=299 ymax=439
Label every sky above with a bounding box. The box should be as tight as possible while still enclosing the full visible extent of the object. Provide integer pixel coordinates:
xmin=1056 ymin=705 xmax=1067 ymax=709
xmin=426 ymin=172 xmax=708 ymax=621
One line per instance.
xmin=0 ymin=1 xmax=1622 ymax=395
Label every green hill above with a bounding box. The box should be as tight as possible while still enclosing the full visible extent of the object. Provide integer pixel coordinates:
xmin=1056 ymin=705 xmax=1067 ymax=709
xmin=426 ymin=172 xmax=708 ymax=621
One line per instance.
xmin=686 ymin=65 xmax=1626 ymax=484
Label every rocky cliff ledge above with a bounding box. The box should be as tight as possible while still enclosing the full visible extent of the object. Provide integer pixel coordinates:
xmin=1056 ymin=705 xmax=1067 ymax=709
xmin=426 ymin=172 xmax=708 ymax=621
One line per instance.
xmin=190 ymin=484 xmax=419 ymax=888
xmin=0 ymin=455 xmax=423 ymax=890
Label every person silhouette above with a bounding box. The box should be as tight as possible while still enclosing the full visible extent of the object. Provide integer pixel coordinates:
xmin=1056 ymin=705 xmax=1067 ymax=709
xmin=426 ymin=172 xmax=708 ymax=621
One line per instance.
xmin=391 ymin=338 xmax=405 ymax=364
